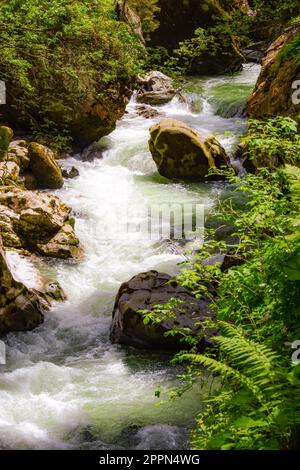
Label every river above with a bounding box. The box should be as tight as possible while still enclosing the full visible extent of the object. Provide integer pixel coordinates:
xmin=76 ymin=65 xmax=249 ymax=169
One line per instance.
xmin=0 ymin=64 xmax=260 ymax=450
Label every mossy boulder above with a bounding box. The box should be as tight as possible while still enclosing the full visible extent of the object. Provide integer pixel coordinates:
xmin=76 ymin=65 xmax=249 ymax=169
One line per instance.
xmin=0 ymin=235 xmax=67 ymax=333
xmin=137 ymin=71 xmax=176 ymax=105
xmin=110 ymin=270 xmax=216 ymax=350
xmin=36 ymin=224 xmax=83 ymax=260
xmin=0 ymin=188 xmax=81 ymax=260
xmin=0 ymin=126 xmax=13 ymax=161
xmin=149 ymin=119 xmax=229 ymax=179
xmin=28 ymin=142 xmax=63 ymax=189
xmin=0 ymin=235 xmax=46 ymax=333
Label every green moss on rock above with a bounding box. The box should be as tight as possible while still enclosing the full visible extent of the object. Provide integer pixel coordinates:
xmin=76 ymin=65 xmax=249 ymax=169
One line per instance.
xmin=28 ymin=142 xmax=63 ymax=189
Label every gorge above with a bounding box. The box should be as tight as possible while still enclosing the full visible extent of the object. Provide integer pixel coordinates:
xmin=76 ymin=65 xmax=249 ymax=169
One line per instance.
xmin=0 ymin=0 xmax=300 ymax=453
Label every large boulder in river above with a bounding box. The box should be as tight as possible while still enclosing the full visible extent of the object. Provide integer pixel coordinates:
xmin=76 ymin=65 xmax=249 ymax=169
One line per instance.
xmin=137 ymin=71 xmax=176 ymax=105
xmin=149 ymin=119 xmax=229 ymax=179
xmin=0 ymin=188 xmax=81 ymax=260
xmin=28 ymin=142 xmax=63 ymax=189
xmin=247 ymin=26 xmax=300 ymax=118
xmin=0 ymin=235 xmax=46 ymax=333
xmin=110 ymin=270 xmax=216 ymax=350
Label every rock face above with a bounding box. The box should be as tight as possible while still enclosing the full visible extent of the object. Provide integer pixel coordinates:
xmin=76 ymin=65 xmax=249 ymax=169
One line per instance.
xmin=69 ymin=83 xmax=132 ymax=150
xmin=137 ymin=71 xmax=176 ymax=105
xmin=28 ymin=143 xmax=63 ymax=189
xmin=110 ymin=271 xmax=216 ymax=350
xmin=149 ymin=119 xmax=229 ymax=179
xmin=247 ymin=27 xmax=300 ymax=118
xmin=62 ymin=166 xmax=79 ymax=179
xmin=0 ymin=236 xmax=46 ymax=333
xmin=135 ymin=104 xmax=162 ymax=119
xmin=0 ymin=188 xmax=81 ymax=259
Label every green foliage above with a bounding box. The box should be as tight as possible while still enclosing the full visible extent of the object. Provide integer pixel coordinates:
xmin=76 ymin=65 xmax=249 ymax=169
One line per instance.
xmin=140 ymin=298 xmax=199 ymax=347
xmin=184 ymin=322 xmax=300 ymax=450
xmin=143 ymin=0 xmax=300 ymax=78
xmin=127 ymin=0 xmax=160 ymax=35
xmin=143 ymin=154 xmax=300 ymax=449
xmin=0 ymin=0 xmax=143 ymax=148
xmin=279 ymin=31 xmax=300 ymax=70
xmin=243 ymin=117 xmax=300 ymax=168
xmin=165 ymin=28 xmax=219 ymax=76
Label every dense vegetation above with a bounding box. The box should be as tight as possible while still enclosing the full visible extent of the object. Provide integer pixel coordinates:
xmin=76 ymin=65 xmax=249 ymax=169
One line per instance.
xmin=0 ymin=0 xmax=143 ymax=149
xmin=143 ymin=126 xmax=300 ymax=449
xmin=127 ymin=0 xmax=160 ymax=36
xmin=1 ymin=0 xmax=299 ymax=453
xmin=145 ymin=0 xmax=300 ymax=76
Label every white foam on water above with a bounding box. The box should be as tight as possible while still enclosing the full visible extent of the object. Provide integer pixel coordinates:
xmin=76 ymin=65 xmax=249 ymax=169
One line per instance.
xmin=5 ymin=251 xmax=44 ymax=290
xmin=0 ymin=64 xmax=260 ymax=450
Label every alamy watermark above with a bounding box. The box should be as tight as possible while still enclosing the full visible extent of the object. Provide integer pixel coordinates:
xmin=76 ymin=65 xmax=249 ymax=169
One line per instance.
xmin=0 ymin=80 xmax=6 ymax=105
xmin=96 ymin=203 xmax=205 ymax=241
xmin=292 ymin=80 xmax=300 ymax=105
xmin=0 ymin=340 xmax=6 ymax=365
xmin=292 ymin=340 xmax=300 ymax=364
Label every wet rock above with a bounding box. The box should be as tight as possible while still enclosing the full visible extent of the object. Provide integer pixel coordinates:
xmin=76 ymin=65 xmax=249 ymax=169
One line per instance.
xmin=0 ymin=126 xmax=13 ymax=161
xmin=0 ymin=235 xmax=46 ymax=333
xmin=36 ymin=224 xmax=83 ymax=260
xmin=28 ymin=142 xmax=63 ymax=189
xmin=44 ymin=282 xmax=67 ymax=303
xmin=135 ymin=105 xmax=162 ymax=119
xmin=137 ymin=71 xmax=176 ymax=105
xmin=81 ymin=142 xmax=106 ymax=162
xmin=70 ymin=83 xmax=132 ymax=150
xmin=62 ymin=166 xmax=79 ymax=179
xmin=0 ymin=188 xmax=81 ymax=260
xmin=149 ymin=119 xmax=229 ymax=179
xmin=0 ymin=206 xmax=23 ymax=248
xmin=110 ymin=270 xmax=216 ymax=351
xmin=18 ymin=172 xmax=38 ymax=190
xmin=247 ymin=26 xmax=300 ymax=118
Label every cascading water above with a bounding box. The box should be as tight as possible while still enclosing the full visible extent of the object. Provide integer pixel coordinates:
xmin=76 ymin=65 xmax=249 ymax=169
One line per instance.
xmin=0 ymin=64 xmax=260 ymax=450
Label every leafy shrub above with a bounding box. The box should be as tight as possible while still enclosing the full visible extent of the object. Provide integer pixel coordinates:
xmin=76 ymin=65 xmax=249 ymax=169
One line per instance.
xmin=0 ymin=0 xmax=143 ymax=149
xmin=143 ymin=160 xmax=300 ymax=449
xmin=243 ymin=117 xmax=300 ymax=168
